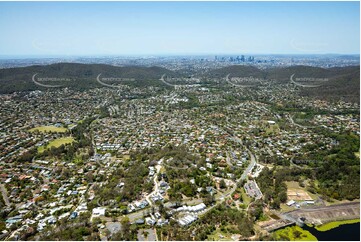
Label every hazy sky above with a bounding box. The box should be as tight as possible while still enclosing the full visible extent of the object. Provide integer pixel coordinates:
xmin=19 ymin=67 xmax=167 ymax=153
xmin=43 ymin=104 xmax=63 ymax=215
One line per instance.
xmin=0 ymin=1 xmax=359 ymax=56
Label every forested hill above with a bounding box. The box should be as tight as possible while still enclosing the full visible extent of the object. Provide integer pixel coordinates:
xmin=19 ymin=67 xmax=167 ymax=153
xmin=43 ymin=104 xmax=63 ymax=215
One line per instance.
xmin=298 ymin=66 xmax=360 ymax=103
xmin=0 ymin=63 xmax=178 ymax=93
xmin=0 ymin=63 xmax=359 ymax=103
xmin=209 ymin=65 xmax=360 ymax=103
xmin=208 ymin=64 xmax=359 ymax=81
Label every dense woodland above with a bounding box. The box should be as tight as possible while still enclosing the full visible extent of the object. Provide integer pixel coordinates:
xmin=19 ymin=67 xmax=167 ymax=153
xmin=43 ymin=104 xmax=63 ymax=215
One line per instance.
xmin=0 ymin=63 xmax=359 ymax=102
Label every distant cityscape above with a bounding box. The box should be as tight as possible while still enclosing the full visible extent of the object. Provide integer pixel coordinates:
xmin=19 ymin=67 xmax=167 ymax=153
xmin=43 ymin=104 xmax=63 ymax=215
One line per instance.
xmin=0 ymin=54 xmax=359 ymax=70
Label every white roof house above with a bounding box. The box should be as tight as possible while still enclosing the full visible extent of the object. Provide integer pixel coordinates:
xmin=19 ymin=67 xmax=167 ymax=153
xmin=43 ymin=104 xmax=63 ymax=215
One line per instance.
xmin=92 ymin=207 xmax=106 ymax=216
xmin=286 ymin=200 xmax=296 ymax=206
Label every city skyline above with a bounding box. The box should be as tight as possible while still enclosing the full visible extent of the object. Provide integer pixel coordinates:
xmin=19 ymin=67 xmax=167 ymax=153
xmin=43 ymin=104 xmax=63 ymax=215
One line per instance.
xmin=0 ymin=1 xmax=360 ymax=56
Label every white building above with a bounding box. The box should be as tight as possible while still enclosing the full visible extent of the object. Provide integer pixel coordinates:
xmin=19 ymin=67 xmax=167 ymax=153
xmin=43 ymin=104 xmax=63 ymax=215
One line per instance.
xmin=286 ymin=200 xmax=296 ymax=206
xmin=178 ymin=214 xmax=197 ymax=226
xmin=92 ymin=207 xmax=106 ymax=216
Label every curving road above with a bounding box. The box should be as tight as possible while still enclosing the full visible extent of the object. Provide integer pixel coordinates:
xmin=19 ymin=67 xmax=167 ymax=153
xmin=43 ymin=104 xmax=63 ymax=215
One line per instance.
xmin=145 ymin=164 xmax=162 ymax=206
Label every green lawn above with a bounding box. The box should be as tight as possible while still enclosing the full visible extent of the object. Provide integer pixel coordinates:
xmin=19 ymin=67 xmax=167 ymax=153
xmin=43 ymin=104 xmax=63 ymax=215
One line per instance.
xmin=285 ymin=181 xmax=299 ymax=189
xmin=38 ymin=137 xmax=75 ymax=153
xmin=29 ymin=126 xmax=67 ymax=133
xmin=315 ymin=219 xmax=360 ymax=232
xmin=240 ymin=188 xmax=251 ymax=205
xmin=273 ymin=226 xmax=317 ymax=241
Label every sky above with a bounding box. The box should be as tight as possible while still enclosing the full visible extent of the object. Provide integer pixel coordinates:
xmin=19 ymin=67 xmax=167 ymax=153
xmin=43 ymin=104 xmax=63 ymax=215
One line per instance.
xmin=0 ymin=1 xmax=359 ymax=56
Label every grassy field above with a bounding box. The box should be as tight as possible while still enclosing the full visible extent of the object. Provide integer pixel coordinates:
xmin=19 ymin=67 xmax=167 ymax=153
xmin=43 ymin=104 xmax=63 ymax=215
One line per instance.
xmin=38 ymin=137 xmax=75 ymax=153
xmin=285 ymin=181 xmax=300 ymax=189
xmin=314 ymin=219 xmax=360 ymax=232
xmin=29 ymin=126 xmax=67 ymax=133
xmin=280 ymin=203 xmax=296 ymax=213
xmin=273 ymin=226 xmax=317 ymax=241
xmin=240 ymin=188 xmax=252 ymax=205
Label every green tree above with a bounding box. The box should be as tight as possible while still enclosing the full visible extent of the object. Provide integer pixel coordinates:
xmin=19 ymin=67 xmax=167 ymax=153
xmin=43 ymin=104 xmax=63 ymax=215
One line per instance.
xmin=220 ymin=179 xmax=227 ymax=189
xmin=279 ymin=191 xmax=287 ymax=203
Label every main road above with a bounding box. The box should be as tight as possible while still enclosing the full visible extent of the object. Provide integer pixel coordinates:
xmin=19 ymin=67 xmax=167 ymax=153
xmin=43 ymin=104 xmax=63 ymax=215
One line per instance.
xmin=222 ymin=149 xmax=256 ymax=199
xmin=211 ymin=123 xmax=257 ymax=202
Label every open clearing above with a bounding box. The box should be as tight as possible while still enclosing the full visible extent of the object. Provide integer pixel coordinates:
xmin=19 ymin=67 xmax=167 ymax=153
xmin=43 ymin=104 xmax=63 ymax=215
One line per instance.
xmin=287 ymin=190 xmax=313 ymax=201
xmin=29 ymin=126 xmax=67 ymax=133
xmin=286 ymin=181 xmax=314 ymax=201
xmin=38 ymin=137 xmax=75 ymax=153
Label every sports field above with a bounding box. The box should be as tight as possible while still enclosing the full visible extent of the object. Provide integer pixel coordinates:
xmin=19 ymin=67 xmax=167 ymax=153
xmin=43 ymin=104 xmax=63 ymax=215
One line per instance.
xmin=29 ymin=126 xmax=67 ymax=133
xmin=38 ymin=137 xmax=74 ymax=153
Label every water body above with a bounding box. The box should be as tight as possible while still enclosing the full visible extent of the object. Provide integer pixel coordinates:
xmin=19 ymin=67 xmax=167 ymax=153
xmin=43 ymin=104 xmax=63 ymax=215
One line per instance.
xmin=302 ymin=222 xmax=360 ymax=241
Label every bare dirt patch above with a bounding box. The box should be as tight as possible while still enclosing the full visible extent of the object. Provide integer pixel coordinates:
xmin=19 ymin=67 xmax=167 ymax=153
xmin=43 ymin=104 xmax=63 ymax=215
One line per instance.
xmin=287 ymin=189 xmax=313 ymax=201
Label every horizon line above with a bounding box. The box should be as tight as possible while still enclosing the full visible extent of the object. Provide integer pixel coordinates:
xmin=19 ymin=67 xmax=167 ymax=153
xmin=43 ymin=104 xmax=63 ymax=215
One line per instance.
xmin=0 ymin=53 xmax=360 ymax=59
